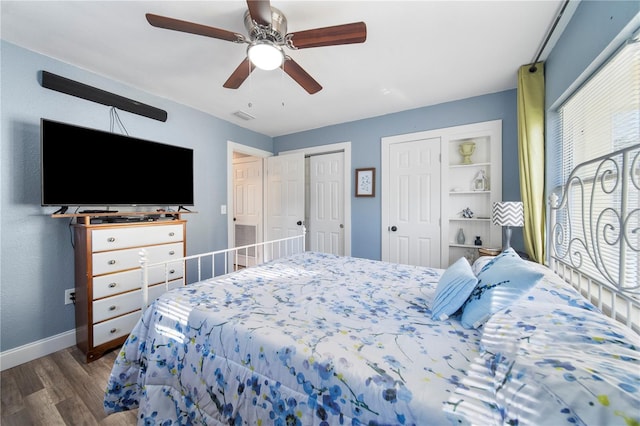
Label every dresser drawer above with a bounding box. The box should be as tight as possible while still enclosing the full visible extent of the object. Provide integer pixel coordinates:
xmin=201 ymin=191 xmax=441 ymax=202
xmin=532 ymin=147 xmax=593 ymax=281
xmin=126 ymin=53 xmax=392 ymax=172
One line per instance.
xmin=93 ymin=311 xmax=140 ymax=347
xmin=93 ymin=279 xmax=184 ymax=323
xmin=92 ymin=224 xmax=183 ymax=252
xmin=93 ymin=261 xmax=184 ymax=299
xmin=93 ymin=290 xmax=141 ymax=323
xmin=93 ymin=242 xmax=183 ymax=276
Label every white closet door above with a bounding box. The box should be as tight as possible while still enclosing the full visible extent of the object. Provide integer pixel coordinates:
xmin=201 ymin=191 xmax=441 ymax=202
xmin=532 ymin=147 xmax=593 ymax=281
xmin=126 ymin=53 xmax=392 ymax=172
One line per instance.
xmin=309 ymin=152 xmax=344 ymax=255
xmin=386 ymin=137 xmax=441 ymax=267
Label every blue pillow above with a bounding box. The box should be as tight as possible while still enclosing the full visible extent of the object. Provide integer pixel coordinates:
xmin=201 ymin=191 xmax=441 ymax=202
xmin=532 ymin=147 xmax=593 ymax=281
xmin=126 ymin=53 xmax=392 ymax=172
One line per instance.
xmin=460 ymin=248 xmax=544 ymax=329
xmin=431 ymin=257 xmax=478 ymax=320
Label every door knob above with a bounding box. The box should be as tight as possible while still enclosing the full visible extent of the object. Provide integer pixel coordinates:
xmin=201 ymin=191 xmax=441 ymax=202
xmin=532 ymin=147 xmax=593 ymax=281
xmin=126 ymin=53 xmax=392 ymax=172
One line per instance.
xmin=390 ymin=226 xmax=398 ymax=232
xmin=296 ymin=221 xmax=303 ymax=226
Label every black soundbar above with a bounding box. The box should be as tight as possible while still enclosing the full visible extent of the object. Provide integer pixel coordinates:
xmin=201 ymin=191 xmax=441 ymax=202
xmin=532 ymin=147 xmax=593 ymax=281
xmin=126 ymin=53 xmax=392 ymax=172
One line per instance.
xmin=40 ymin=71 xmax=168 ymax=122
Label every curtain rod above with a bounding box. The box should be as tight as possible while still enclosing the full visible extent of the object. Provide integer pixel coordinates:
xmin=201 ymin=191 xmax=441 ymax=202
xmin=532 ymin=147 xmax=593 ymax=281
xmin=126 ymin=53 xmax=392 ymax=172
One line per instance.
xmin=529 ymin=0 xmax=571 ymax=73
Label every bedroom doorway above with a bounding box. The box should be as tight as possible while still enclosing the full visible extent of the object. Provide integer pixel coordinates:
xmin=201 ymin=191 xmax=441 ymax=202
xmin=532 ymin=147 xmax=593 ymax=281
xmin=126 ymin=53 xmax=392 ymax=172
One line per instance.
xmin=227 ymin=142 xmax=272 ymax=266
xmin=232 ymin=153 xmax=263 ymax=267
xmin=225 ymin=141 xmax=351 ymax=256
xmin=228 ymin=141 xmax=351 ymax=258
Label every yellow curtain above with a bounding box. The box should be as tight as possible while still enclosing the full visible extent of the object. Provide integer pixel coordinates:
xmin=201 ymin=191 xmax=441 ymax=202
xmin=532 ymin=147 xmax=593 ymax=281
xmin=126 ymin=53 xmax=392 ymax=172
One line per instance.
xmin=517 ymin=62 xmax=545 ymax=263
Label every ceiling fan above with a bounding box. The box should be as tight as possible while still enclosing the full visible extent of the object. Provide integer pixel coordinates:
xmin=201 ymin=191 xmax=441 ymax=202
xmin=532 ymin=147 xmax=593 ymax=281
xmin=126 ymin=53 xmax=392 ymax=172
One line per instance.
xmin=145 ymin=0 xmax=367 ymax=94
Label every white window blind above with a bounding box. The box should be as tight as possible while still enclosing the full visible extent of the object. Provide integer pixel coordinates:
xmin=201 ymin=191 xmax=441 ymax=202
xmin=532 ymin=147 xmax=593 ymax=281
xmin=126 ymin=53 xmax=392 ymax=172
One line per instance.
xmin=555 ymin=34 xmax=639 ymax=292
xmin=559 ymin=38 xmax=639 ymax=178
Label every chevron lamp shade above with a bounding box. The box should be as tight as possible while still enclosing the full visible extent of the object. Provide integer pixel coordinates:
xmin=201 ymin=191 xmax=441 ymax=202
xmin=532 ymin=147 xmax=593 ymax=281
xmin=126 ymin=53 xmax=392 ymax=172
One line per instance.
xmin=492 ymin=202 xmax=524 ymax=227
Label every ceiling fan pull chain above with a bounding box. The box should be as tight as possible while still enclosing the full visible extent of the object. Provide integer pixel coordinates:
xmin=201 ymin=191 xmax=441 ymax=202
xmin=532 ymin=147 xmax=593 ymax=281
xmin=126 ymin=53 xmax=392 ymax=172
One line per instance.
xmin=280 ymin=63 xmax=285 ymax=108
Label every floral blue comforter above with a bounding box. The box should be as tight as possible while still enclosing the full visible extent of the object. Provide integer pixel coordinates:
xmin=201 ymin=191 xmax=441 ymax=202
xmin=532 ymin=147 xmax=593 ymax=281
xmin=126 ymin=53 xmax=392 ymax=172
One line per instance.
xmin=104 ymin=253 xmax=639 ymax=425
xmin=444 ymin=262 xmax=640 ymax=426
xmin=104 ymin=252 xmax=482 ymax=425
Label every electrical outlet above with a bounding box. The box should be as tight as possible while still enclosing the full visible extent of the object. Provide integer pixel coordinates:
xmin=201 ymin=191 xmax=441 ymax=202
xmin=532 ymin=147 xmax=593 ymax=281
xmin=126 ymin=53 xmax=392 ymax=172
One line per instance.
xmin=65 ymin=288 xmax=75 ymax=305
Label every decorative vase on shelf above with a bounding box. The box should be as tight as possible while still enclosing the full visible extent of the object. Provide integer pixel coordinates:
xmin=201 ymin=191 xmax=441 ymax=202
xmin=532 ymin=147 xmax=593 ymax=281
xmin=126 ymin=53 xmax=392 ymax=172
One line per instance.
xmin=456 ymin=228 xmax=466 ymax=244
xmin=474 ymin=236 xmax=482 ymax=246
xmin=458 ymin=141 xmax=476 ymax=164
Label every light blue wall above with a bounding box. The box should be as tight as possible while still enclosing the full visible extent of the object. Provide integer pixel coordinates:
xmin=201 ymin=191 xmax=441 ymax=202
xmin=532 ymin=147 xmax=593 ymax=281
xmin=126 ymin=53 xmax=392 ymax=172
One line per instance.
xmin=274 ymin=90 xmax=520 ymax=260
xmin=0 ymin=41 xmax=273 ymax=352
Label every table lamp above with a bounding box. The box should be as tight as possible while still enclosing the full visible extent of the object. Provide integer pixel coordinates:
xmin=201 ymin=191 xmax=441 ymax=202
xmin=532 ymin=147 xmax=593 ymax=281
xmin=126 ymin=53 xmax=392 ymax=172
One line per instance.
xmin=492 ymin=201 xmax=524 ymax=251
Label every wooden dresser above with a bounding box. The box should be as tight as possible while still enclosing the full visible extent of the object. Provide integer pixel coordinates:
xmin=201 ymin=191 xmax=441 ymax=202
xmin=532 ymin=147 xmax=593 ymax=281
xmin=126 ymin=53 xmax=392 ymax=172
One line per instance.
xmin=72 ymin=219 xmax=186 ymax=362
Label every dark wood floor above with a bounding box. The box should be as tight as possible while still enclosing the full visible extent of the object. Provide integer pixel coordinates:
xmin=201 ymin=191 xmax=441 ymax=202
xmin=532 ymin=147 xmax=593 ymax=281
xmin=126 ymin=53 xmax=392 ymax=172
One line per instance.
xmin=1 ymin=346 xmax=137 ymax=425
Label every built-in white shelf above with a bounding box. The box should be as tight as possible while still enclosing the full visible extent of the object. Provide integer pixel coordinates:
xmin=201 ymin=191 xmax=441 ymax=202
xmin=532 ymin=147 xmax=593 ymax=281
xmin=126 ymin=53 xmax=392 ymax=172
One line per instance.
xmin=449 ymin=243 xmax=485 ymax=248
xmin=443 ymin=120 xmax=502 ymax=267
xmin=449 ymin=162 xmax=491 ymax=169
xmin=449 ymin=191 xmax=491 ymax=195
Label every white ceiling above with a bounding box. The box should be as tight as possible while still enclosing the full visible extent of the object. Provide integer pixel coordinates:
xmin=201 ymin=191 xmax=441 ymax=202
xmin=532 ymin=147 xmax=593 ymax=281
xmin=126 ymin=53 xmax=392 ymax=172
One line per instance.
xmin=1 ymin=1 xmax=568 ymax=137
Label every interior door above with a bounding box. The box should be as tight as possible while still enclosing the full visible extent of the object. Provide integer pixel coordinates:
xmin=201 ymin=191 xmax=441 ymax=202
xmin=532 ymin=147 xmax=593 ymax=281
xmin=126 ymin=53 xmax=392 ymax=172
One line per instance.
xmin=386 ymin=137 xmax=441 ymax=267
xmin=265 ymin=153 xmax=305 ymax=258
xmin=232 ymin=156 xmax=263 ymax=267
xmin=309 ymin=152 xmax=344 ymax=255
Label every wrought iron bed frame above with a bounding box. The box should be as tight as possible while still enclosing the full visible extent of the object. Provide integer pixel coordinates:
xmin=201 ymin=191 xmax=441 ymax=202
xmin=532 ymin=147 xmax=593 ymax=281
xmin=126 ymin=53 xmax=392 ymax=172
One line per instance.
xmin=549 ymin=143 xmax=639 ymax=333
xmin=139 ymin=231 xmax=306 ymax=310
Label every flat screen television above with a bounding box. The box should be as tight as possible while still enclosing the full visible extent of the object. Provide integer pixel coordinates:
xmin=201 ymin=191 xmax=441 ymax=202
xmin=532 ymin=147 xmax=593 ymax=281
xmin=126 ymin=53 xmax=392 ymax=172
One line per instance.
xmin=41 ymin=118 xmax=194 ymax=208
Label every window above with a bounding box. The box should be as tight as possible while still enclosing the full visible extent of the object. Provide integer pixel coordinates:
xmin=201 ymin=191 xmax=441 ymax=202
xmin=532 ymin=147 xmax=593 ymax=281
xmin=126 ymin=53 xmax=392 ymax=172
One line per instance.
xmin=552 ymin=32 xmax=639 ymax=296
xmin=557 ymin=37 xmax=639 ymax=182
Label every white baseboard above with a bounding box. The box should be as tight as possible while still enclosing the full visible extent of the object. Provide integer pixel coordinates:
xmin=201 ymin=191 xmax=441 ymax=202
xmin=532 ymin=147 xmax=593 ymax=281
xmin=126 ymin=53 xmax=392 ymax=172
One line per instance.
xmin=0 ymin=330 xmax=76 ymax=371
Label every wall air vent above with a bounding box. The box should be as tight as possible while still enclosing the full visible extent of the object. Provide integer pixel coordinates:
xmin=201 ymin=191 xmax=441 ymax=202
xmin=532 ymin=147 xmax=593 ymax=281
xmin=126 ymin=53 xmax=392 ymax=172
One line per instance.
xmin=233 ymin=110 xmax=255 ymax=121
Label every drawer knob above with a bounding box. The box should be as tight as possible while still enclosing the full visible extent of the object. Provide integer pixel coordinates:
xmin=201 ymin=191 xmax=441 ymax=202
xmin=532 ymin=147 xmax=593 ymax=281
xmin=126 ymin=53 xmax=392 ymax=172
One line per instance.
xmin=108 ymin=260 xmax=116 ymax=265
xmin=169 ymin=232 xmax=175 ymax=237
xmin=108 ymin=282 xmax=117 ymax=288
xmin=107 ymin=237 xmax=116 ymax=242
xmin=108 ymin=305 xmax=117 ymax=311
xmin=169 ymin=269 xmax=176 ymax=274
xmin=169 ymin=250 xmax=175 ymax=255
xmin=109 ymin=328 xmax=117 ymax=334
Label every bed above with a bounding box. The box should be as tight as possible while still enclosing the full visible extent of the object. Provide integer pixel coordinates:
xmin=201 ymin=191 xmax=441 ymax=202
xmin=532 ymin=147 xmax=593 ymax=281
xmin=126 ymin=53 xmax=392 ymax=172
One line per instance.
xmin=104 ymin=145 xmax=639 ymax=425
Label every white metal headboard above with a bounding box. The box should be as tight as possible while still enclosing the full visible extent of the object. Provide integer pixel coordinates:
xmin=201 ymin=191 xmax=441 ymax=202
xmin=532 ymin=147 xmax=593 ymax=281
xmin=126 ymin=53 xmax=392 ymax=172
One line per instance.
xmin=549 ymin=143 xmax=639 ymax=333
xmin=139 ymin=231 xmax=306 ymax=311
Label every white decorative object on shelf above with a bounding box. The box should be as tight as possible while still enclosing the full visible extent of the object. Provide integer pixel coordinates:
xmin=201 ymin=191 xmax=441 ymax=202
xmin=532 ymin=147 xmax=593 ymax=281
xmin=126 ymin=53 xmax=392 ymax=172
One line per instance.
xmin=473 ymin=169 xmax=488 ymax=191
xmin=458 ymin=141 xmax=476 ymax=164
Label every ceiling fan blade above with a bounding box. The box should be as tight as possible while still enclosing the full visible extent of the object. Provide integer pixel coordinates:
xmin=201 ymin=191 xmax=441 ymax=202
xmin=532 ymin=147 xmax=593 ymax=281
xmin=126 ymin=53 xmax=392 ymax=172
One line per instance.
xmin=223 ymin=58 xmax=256 ymax=89
xmin=283 ymin=57 xmax=322 ymax=94
xmin=146 ymin=13 xmax=244 ymax=43
xmin=246 ymin=0 xmax=272 ymax=27
xmin=287 ymin=22 xmax=367 ymax=49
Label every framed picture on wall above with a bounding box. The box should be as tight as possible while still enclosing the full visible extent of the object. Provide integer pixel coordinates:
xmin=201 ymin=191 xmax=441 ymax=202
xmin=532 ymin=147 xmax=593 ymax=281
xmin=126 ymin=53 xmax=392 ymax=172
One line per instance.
xmin=355 ymin=168 xmax=375 ymax=197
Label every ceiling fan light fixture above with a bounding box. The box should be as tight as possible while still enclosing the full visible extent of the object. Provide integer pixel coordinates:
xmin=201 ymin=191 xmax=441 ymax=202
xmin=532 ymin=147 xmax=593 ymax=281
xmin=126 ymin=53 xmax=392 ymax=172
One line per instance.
xmin=248 ymin=40 xmax=283 ymax=70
